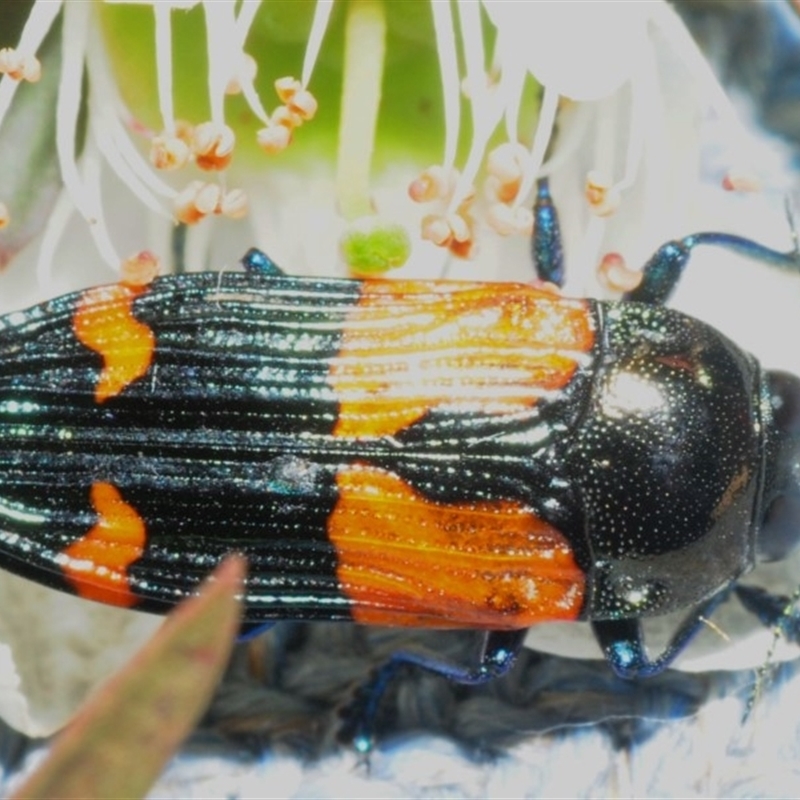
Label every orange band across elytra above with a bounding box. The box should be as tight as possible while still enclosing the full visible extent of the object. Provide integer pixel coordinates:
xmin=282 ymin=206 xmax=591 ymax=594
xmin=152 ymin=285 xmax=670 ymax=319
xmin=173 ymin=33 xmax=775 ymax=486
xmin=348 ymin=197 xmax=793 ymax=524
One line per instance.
xmin=328 ymin=464 xmax=585 ymax=629
xmin=329 ymin=280 xmax=595 ymax=439
xmin=73 ymin=284 xmax=155 ymax=402
xmin=61 ymin=482 xmax=147 ymax=607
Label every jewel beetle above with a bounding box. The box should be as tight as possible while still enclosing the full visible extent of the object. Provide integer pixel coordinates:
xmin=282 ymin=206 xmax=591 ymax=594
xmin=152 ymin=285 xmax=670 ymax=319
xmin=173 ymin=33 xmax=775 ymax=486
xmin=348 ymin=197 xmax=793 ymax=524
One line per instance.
xmin=1 ymin=183 xmax=800 ymax=749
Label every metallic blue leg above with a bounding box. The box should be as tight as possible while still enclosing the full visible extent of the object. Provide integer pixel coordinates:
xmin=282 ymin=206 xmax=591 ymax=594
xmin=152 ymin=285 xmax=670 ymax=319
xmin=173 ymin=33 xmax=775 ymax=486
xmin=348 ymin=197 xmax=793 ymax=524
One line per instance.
xmin=241 ymin=247 xmax=285 ymax=276
xmin=735 ymin=584 xmax=800 ymax=644
xmin=624 ymin=232 xmax=800 ymax=306
xmin=532 ymin=178 xmax=565 ymax=286
xmin=339 ymin=629 xmax=527 ymax=753
xmin=237 ymin=620 xmax=277 ymax=642
xmin=592 ymin=590 xmax=729 ymax=678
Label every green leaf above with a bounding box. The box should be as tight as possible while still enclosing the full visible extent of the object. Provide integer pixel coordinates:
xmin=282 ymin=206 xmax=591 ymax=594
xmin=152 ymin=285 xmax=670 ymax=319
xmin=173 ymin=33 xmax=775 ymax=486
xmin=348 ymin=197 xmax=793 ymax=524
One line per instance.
xmin=9 ymin=556 xmax=245 ymax=800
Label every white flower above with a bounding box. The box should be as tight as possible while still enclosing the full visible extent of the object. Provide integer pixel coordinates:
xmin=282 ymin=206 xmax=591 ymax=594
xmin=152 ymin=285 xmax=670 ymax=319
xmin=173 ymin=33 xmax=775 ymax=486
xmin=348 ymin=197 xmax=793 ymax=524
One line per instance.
xmin=0 ymin=0 xmax=785 ymax=293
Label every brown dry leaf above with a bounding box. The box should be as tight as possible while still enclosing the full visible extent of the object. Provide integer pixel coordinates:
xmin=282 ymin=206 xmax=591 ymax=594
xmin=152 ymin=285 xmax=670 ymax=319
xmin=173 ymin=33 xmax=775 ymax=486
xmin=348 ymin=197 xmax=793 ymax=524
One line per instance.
xmin=10 ymin=555 xmax=246 ymax=800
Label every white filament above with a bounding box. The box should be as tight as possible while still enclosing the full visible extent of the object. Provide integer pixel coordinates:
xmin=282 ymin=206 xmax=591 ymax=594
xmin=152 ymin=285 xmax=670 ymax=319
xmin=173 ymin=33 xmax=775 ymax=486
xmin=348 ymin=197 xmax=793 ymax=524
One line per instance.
xmin=0 ymin=0 xmax=63 ymax=130
xmin=514 ymin=85 xmax=558 ymax=208
xmin=153 ymin=2 xmax=175 ymax=134
xmin=302 ymin=0 xmax=335 ymax=87
xmin=448 ymin=0 xmax=502 ymax=213
xmin=202 ymin=0 xmax=237 ymax=125
xmin=431 ymin=0 xmax=459 ymax=173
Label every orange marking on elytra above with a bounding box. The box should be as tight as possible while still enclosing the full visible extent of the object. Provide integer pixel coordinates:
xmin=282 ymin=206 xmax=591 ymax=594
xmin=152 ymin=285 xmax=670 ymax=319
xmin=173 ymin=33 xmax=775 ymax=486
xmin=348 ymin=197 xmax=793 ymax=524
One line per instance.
xmin=61 ymin=482 xmax=146 ymax=607
xmin=330 ymin=280 xmax=595 ymax=438
xmin=329 ymin=464 xmax=585 ymax=629
xmin=73 ymin=283 xmax=155 ymax=402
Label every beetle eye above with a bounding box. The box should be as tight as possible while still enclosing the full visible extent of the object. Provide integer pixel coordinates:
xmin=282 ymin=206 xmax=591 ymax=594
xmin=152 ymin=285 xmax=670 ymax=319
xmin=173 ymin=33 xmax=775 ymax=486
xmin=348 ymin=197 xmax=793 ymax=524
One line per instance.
xmin=760 ymin=485 xmax=800 ymax=562
xmin=759 ymin=371 xmax=800 ymax=562
xmin=769 ymin=371 xmax=800 ymax=436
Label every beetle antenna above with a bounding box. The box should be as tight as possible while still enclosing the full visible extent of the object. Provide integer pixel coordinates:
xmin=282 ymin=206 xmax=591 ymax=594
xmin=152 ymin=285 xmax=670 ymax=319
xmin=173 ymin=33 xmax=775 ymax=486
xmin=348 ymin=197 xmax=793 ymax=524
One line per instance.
xmin=626 ymin=229 xmax=800 ymax=305
xmin=743 ymin=581 xmax=800 ymax=722
xmin=783 ymin=194 xmax=800 ymax=263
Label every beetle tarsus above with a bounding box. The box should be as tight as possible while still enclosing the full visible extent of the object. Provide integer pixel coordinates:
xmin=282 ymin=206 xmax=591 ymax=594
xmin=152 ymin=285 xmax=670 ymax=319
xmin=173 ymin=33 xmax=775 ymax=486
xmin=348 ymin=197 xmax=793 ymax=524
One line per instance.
xmin=237 ymin=620 xmax=277 ymax=642
xmin=241 ymin=247 xmax=285 ymax=276
xmin=592 ymin=591 xmax=729 ymax=679
xmin=338 ymin=629 xmax=526 ymax=752
xmin=735 ymin=584 xmax=800 ymax=644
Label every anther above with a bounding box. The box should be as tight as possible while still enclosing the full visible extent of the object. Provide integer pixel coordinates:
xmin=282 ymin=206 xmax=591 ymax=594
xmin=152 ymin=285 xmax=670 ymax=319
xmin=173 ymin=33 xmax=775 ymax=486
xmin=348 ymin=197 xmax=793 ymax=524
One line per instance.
xmin=0 ymin=48 xmax=41 ymax=82
xmin=598 ymin=252 xmax=643 ymax=293
xmin=149 ymin=134 xmax=190 ymax=171
xmin=192 ymin=122 xmax=235 ymax=171
xmin=121 ymin=250 xmax=160 ymax=287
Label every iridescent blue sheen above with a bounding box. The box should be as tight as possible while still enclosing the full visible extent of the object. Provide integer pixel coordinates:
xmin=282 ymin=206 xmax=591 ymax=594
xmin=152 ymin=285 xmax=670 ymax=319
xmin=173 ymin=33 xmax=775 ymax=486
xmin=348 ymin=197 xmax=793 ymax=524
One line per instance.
xmin=531 ymin=178 xmax=564 ymax=286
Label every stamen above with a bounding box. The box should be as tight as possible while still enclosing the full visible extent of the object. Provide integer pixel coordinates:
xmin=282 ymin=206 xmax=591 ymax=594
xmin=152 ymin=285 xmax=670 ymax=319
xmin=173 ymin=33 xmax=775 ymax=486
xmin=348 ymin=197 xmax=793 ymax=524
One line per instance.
xmin=82 ymin=148 xmax=123 ymax=271
xmin=257 ymin=123 xmax=292 ymax=154
xmin=597 ymin=252 xmax=643 ymax=293
xmin=487 ymin=203 xmax=533 ymax=237
xmin=574 ymin=101 xmax=618 ymax=274
xmin=430 ymin=0 xmax=459 ymax=172
xmin=270 ymin=104 xmax=304 ymax=130
xmin=447 ymin=0 xmax=502 ymax=214
xmin=225 ymin=53 xmax=257 ymax=96
xmin=153 ymin=3 xmax=176 ymax=134
xmin=302 ymin=0 xmax=335 ymax=87
xmin=0 ymin=49 xmax=42 ymax=82
xmin=174 ymin=181 xmax=222 ymax=225
xmin=85 ymin=32 xmax=176 ymax=212
xmin=585 ymin=170 xmax=621 ymax=217
xmin=36 ymin=188 xmax=78 ymax=288
xmin=289 ymin=88 xmax=318 ymax=122
xmin=275 ymin=76 xmax=302 ymax=104
xmin=233 ymin=0 xmax=262 ymax=40
xmin=487 ymin=142 xmax=529 ymax=187
xmin=274 ymin=78 xmax=318 ymax=122
xmin=420 ymin=202 xmax=476 ymax=258
xmin=121 ymin=250 xmax=160 ymax=287
xmin=56 ymin=3 xmax=118 ymax=269
xmin=0 ymin=202 xmax=9 ymax=229
xmin=192 ymin=121 xmax=235 ymax=171
xmin=257 ymin=78 xmax=318 ymax=155
xmin=220 ymin=187 xmax=248 ymax=219
xmin=150 ymin=134 xmax=190 ymax=170
xmin=421 ymin=214 xmax=452 ymax=247
xmin=235 ymin=57 xmax=270 ymax=125
xmin=514 ymin=85 xmax=558 ymax=209
xmin=202 ymin=0 xmax=238 ymax=126
xmin=173 ymin=181 xmax=247 ymax=223
xmin=485 ymin=142 xmax=530 ymax=211
xmin=56 ymin=2 xmax=92 ymax=221
xmin=95 ymin=112 xmax=176 ymax=214
xmin=408 ymin=165 xmax=455 ymax=203
xmin=446 ymin=212 xmax=471 ymax=243
xmin=498 ymin=51 xmax=526 ymax=146
xmin=0 ymin=0 xmax=62 ymax=128
xmin=227 ymin=1 xmax=270 ymax=123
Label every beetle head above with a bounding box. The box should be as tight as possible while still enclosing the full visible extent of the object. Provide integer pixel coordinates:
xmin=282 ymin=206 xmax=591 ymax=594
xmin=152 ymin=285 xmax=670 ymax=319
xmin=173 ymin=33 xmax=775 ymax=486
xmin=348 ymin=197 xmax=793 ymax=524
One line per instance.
xmin=758 ymin=370 xmax=800 ymax=562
